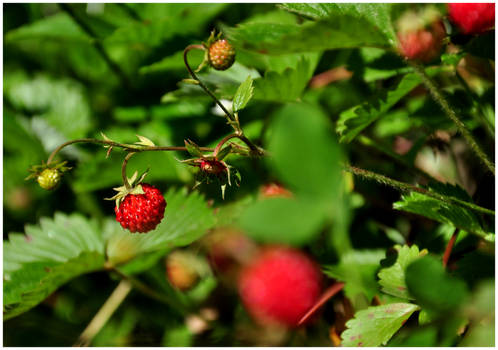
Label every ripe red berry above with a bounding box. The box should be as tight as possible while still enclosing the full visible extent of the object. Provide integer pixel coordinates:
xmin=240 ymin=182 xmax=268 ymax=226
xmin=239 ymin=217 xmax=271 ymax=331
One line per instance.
xmin=238 ymin=246 xmax=323 ymax=328
xmin=37 ymin=168 xmax=61 ymax=190
xmin=398 ymin=21 xmax=446 ymax=62
xmin=448 ymin=3 xmax=495 ymax=35
xmin=115 ymin=183 xmax=166 ymax=233
xmin=200 ymin=159 xmax=227 ymax=175
xmin=208 ymin=39 xmax=235 ymax=71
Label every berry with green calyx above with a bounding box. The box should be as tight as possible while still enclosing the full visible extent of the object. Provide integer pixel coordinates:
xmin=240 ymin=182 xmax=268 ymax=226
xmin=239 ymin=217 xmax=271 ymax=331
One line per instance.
xmin=26 ymin=160 xmax=72 ymax=191
xmin=106 ymin=170 xmax=166 ymax=233
xmin=208 ymin=39 xmax=236 ymax=71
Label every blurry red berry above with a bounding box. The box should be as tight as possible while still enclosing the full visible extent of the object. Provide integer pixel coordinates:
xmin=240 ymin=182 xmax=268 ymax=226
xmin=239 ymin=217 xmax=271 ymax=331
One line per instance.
xmin=448 ymin=3 xmax=495 ymax=35
xmin=238 ymin=246 xmax=323 ymax=328
xmin=398 ymin=21 xmax=446 ymax=62
xmin=260 ymin=183 xmax=293 ymax=198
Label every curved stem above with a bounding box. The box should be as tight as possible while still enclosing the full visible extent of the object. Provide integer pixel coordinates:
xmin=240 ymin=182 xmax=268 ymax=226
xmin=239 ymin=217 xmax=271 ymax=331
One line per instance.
xmin=122 ymin=152 xmax=136 ymax=190
xmin=46 ymin=138 xmax=214 ymax=165
xmin=344 ymin=164 xmax=495 ymax=217
xmin=442 ymin=229 xmax=460 ymax=268
xmin=409 ymin=61 xmax=495 ymax=175
xmin=183 ymin=45 xmax=237 ymax=127
xmin=213 ymin=133 xmax=265 ymax=157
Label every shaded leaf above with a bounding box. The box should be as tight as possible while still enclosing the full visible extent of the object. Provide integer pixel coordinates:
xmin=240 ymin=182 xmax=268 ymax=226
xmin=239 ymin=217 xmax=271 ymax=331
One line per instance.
xmin=405 ymin=255 xmax=469 ymax=314
xmin=378 ymin=245 xmax=427 ymax=299
xmin=323 ymin=249 xmax=385 ymax=302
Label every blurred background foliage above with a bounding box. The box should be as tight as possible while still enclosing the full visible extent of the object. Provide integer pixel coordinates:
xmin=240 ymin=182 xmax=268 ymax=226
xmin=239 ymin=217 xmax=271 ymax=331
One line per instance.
xmin=3 ymin=3 xmax=494 ymax=347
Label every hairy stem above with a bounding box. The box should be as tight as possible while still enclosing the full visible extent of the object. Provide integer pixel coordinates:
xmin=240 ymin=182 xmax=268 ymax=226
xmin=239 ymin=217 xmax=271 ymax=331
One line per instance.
xmin=74 ymin=280 xmax=132 ymax=347
xmin=46 ymin=138 xmax=214 ymax=165
xmin=409 ymin=62 xmax=495 ymax=175
xmin=183 ymin=45 xmax=237 ymax=127
xmin=344 ymin=164 xmax=495 ymax=217
xmin=442 ymin=229 xmax=460 ymax=268
xmin=121 ymin=152 xmax=136 ymax=190
xmin=59 ymin=4 xmax=130 ymax=89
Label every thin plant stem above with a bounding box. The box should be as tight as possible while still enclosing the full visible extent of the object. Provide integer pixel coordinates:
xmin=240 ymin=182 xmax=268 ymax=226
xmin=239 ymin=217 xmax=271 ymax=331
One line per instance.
xmin=442 ymin=229 xmax=460 ymax=268
xmin=111 ymin=268 xmax=187 ymax=316
xmin=121 ymin=152 xmax=136 ymax=190
xmin=344 ymin=164 xmax=495 ymax=217
xmin=213 ymin=133 xmax=265 ymax=157
xmin=409 ymin=61 xmax=495 ymax=175
xmin=183 ymin=45 xmax=237 ymax=127
xmin=74 ymin=280 xmax=132 ymax=347
xmin=298 ymin=282 xmax=345 ymax=326
xmin=46 ymin=138 xmax=214 ymax=165
xmin=59 ymin=4 xmax=131 ymax=89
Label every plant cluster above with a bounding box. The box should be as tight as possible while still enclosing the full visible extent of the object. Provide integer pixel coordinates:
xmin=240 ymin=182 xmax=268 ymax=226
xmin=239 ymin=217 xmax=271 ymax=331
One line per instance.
xmin=3 ymin=3 xmax=495 ymax=347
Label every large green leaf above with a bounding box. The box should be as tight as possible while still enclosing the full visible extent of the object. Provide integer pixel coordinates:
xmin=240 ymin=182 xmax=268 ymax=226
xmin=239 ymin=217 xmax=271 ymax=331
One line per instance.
xmin=323 ymin=249 xmax=385 ymax=302
xmin=4 ymin=213 xmax=105 ymax=320
xmin=377 ymin=245 xmax=427 ymax=299
xmin=5 ymin=13 xmax=92 ymax=43
xmin=268 ymin=103 xmax=343 ymax=204
xmin=238 ymin=197 xmax=327 ymax=246
xmin=341 ymin=303 xmax=420 ymax=346
xmin=105 ymin=188 xmax=216 ymax=267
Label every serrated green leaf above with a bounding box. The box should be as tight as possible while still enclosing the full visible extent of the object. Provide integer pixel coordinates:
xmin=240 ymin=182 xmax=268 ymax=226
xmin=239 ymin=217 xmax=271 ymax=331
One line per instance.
xmin=254 ymin=58 xmax=311 ymax=102
xmin=232 ymin=76 xmax=254 ymax=112
xmin=4 ymin=213 xmax=105 ymax=320
xmin=337 ymin=73 xmax=423 ymax=143
xmin=323 ymin=249 xmax=385 ymax=302
xmin=280 ymin=3 xmax=396 ymax=45
xmin=393 ymin=191 xmax=493 ymax=240
xmin=225 ymin=14 xmax=391 ymax=55
xmin=377 ymin=245 xmax=427 ymax=299
xmin=341 ymin=303 xmax=420 ymax=346
xmin=405 ymin=256 xmax=469 ymax=314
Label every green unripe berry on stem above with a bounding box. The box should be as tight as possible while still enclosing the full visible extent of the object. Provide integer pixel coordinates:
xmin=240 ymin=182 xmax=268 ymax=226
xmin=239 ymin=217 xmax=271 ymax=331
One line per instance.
xmin=37 ymin=168 xmax=61 ymax=190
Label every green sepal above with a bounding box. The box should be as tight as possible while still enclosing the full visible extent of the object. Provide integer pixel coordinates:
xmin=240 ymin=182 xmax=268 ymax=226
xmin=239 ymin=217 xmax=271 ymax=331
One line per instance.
xmin=184 ymin=139 xmax=204 ymax=157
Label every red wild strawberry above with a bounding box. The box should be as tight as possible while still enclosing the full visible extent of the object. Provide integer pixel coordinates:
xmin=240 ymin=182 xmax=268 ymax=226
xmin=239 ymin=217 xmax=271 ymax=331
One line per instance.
xmin=238 ymin=246 xmax=323 ymax=328
xmin=208 ymin=39 xmax=235 ymax=71
xmin=448 ymin=3 xmax=495 ymax=35
xmin=396 ymin=7 xmax=446 ymax=62
xmin=200 ymin=159 xmax=227 ymax=175
xmin=115 ymin=183 xmax=166 ymax=233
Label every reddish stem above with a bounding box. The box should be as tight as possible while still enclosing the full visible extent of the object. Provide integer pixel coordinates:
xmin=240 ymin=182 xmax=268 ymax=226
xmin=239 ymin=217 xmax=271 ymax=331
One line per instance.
xmin=442 ymin=229 xmax=460 ymax=268
xmin=298 ymin=282 xmax=345 ymax=326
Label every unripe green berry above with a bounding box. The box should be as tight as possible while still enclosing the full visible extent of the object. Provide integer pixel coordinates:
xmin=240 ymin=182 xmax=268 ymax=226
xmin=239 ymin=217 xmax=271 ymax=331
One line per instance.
xmin=208 ymin=39 xmax=235 ymax=71
xmin=37 ymin=168 xmax=61 ymax=190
